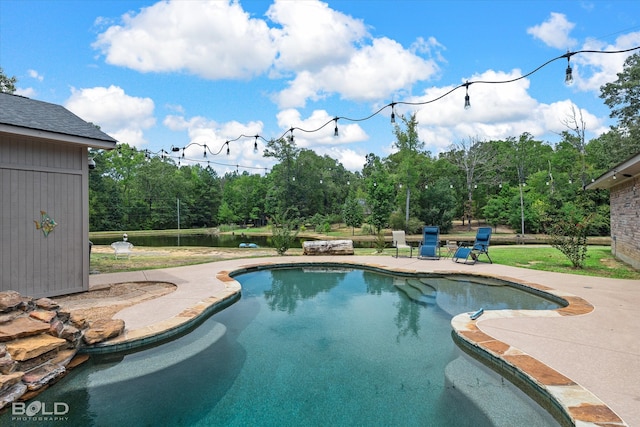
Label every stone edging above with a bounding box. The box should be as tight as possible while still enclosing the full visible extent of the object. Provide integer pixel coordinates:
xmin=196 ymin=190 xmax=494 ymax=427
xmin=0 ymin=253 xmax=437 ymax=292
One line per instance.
xmin=81 ymin=276 xmax=240 ymax=354
xmin=448 ymin=273 xmax=626 ymax=427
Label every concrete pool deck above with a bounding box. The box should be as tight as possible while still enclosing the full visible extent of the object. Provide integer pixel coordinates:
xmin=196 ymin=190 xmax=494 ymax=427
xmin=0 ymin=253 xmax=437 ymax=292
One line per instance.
xmin=87 ymin=255 xmax=639 ymax=426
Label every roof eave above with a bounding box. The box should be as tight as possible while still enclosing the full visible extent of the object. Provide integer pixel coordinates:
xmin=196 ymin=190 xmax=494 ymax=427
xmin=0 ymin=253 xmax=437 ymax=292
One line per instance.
xmin=586 ymin=151 xmax=640 ymax=190
xmin=0 ymin=123 xmax=117 ymax=150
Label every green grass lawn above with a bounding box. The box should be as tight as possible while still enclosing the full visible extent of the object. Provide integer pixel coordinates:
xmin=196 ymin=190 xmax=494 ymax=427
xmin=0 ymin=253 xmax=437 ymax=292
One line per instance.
xmin=90 ymin=242 xmax=640 ymax=279
xmin=489 ymin=245 xmax=640 ymax=279
xmin=89 ymin=225 xmax=639 ymax=279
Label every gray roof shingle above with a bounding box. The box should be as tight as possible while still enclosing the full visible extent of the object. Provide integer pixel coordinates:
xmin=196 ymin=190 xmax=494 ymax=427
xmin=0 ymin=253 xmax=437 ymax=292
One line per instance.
xmin=0 ymin=92 xmax=117 ymax=143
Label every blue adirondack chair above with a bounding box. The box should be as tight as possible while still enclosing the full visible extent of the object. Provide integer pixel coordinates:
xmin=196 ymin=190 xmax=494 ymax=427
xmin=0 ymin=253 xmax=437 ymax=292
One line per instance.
xmin=452 ymin=227 xmax=493 ymax=264
xmin=418 ymin=226 xmax=440 ymax=259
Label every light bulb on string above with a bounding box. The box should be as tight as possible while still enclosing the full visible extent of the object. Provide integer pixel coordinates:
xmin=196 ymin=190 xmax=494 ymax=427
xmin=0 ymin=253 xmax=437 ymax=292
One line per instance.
xmin=563 ymin=51 xmax=574 ymax=85
xmin=464 ymin=81 xmax=471 ymax=110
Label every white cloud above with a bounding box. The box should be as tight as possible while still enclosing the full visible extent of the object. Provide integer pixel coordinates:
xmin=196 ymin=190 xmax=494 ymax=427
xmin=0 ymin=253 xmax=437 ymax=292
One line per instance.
xmin=15 ymin=87 xmax=36 ymax=98
xmin=93 ymin=1 xmax=276 ymax=79
xmin=315 ymin=146 xmax=367 ymax=172
xmin=165 ymin=103 xmax=185 ymax=114
xmin=572 ymin=31 xmax=640 ymax=92
xmin=276 ymin=36 xmax=441 ymax=108
xmin=65 ymin=85 xmax=155 ymax=147
xmin=27 ymin=69 xmax=44 ymax=82
xmin=527 ymin=12 xmax=577 ymax=49
xmin=267 ymin=0 xmax=367 ymax=72
xmin=268 ymin=2 xmax=443 ymax=106
xmin=93 ymin=0 xmax=442 ymax=109
xmin=403 ymin=69 xmax=604 ymax=154
xmin=163 ymin=114 xmax=191 ymax=132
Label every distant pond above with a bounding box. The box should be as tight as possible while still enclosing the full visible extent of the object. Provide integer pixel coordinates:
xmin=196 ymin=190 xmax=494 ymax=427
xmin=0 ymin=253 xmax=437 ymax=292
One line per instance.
xmin=90 ymin=233 xmax=373 ymax=249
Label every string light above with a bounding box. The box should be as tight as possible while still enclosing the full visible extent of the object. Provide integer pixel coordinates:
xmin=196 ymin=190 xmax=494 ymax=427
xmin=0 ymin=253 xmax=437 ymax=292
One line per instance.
xmin=138 ymin=46 xmax=640 ymax=173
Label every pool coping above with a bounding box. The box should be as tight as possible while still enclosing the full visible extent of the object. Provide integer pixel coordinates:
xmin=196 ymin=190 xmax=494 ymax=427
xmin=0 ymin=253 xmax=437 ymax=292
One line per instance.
xmin=85 ymin=257 xmax=631 ymax=426
xmin=447 ymin=273 xmax=624 ymax=427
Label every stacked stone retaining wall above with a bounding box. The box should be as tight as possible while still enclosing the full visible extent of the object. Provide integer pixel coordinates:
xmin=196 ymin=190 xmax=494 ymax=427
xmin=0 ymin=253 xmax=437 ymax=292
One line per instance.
xmin=0 ymin=290 xmax=124 ymax=409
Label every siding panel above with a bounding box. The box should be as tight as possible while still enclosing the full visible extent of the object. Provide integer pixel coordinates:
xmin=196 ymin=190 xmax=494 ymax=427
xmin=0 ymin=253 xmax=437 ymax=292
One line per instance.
xmin=0 ymin=170 xmax=10 ymax=291
xmin=1 ymin=136 xmax=87 ymax=297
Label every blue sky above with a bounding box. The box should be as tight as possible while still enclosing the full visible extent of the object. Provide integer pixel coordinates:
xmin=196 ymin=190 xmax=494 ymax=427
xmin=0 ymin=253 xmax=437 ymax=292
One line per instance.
xmin=2 ymin=0 xmax=639 ymax=174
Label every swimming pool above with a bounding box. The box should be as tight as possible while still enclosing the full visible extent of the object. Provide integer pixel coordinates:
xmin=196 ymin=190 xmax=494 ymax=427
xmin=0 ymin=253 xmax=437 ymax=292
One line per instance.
xmin=7 ymin=267 xmax=561 ymax=426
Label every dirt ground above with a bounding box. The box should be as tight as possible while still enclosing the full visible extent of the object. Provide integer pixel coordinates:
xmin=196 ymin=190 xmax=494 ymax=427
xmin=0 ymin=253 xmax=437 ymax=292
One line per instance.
xmin=90 ymin=244 xmax=279 ymax=259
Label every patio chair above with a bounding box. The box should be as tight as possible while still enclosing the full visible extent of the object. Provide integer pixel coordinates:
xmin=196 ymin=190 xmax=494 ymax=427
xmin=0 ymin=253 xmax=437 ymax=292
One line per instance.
xmin=418 ymin=226 xmax=440 ymax=259
xmin=392 ymin=230 xmax=413 ymax=258
xmin=452 ymin=227 xmax=493 ymax=264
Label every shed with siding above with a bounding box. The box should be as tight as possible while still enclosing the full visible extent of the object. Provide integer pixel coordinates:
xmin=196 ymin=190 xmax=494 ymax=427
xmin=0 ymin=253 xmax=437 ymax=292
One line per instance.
xmin=586 ymin=151 xmax=640 ymax=270
xmin=0 ymin=92 xmax=117 ymax=297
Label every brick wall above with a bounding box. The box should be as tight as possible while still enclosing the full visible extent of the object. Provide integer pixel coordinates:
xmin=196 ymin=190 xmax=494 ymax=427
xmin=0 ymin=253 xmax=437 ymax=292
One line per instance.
xmin=610 ymin=177 xmax=640 ymax=269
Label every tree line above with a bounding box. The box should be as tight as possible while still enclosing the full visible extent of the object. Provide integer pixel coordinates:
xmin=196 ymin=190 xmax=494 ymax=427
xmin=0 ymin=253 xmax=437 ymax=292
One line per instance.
xmin=87 ymin=125 xmax=627 ymax=236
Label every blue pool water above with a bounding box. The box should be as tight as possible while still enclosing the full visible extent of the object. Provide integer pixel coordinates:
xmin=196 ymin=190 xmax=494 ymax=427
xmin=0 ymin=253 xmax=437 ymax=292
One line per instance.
xmin=4 ymin=267 xmax=561 ymax=426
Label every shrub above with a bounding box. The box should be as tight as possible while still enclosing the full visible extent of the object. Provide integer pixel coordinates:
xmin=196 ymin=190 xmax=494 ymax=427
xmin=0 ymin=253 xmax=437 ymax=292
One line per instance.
xmin=388 ymin=214 xmax=423 ymax=234
xmin=546 ymin=216 xmax=591 ymax=268
xmin=389 ymin=212 xmax=405 ymax=230
xmin=269 ymin=210 xmax=300 ymax=255
xmin=325 ymin=213 xmax=343 ymax=224
xmin=406 ymin=217 xmax=424 ymax=234
xmin=359 ymin=223 xmax=376 ymax=235
xmin=374 ymin=230 xmax=386 ymax=253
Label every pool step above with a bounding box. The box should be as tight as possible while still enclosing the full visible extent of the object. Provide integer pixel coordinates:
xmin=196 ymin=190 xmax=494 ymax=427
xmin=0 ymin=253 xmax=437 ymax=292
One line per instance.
xmin=408 ymin=279 xmax=437 ymax=298
xmin=444 ymin=355 xmax=556 ymax=426
xmin=393 ymin=278 xmax=436 ymax=305
xmin=70 ymin=321 xmax=227 ymax=389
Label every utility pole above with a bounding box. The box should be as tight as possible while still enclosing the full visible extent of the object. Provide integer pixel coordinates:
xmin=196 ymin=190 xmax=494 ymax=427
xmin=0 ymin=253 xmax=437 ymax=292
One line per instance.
xmin=177 ymin=198 xmax=181 ymax=246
